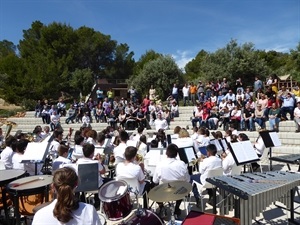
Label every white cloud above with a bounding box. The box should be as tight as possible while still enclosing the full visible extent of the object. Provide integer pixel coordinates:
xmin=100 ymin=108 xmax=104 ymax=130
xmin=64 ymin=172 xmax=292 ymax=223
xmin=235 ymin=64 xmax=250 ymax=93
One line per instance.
xmin=172 ymin=50 xmax=195 ymax=71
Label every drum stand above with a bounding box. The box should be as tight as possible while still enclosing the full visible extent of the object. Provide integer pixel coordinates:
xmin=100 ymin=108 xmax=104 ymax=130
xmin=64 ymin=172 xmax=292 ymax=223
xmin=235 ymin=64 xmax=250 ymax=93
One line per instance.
xmin=168 ymin=202 xmax=180 ymax=225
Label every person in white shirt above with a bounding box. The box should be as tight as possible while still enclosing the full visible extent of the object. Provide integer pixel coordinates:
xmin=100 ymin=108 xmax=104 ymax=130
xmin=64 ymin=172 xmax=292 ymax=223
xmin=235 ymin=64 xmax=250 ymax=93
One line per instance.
xmin=151 ymin=112 xmax=168 ymax=131
xmin=182 ymin=83 xmax=190 ymax=106
xmin=32 ymin=167 xmax=101 ymax=225
xmin=86 ymin=130 xmax=98 ymax=146
xmin=49 ymin=130 xmax=63 ymax=156
xmin=113 ymin=130 xmax=129 ymax=164
xmin=82 ymin=112 xmax=91 ymax=127
xmin=294 ymin=101 xmax=300 ymax=132
xmin=50 ymin=111 xmax=60 ymax=131
xmin=0 ymin=135 xmax=16 ymax=169
xmin=190 ymin=144 xmax=222 ymax=207
xmin=153 ymin=144 xmax=190 ymax=217
xmin=116 ymin=146 xmax=150 ymax=208
xmin=52 ymin=144 xmax=72 ymax=173
xmin=136 ymin=135 xmax=148 ymax=157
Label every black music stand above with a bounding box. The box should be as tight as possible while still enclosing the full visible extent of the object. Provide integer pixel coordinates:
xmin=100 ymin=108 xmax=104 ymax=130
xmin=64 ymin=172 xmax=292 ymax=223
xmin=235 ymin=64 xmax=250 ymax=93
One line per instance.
xmin=259 ymin=130 xmax=281 ymax=171
xmin=177 ymin=146 xmax=198 ymax=165
xmin=228 ymin=140 xmax=260 ymax=166
xmin=209 ymin=138 xmax=228 ymax=152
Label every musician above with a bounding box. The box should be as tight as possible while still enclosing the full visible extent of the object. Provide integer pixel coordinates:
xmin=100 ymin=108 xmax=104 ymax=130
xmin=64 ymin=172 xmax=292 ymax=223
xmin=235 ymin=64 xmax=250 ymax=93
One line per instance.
xmin=86 ymin=130 xmax=98 ymax=146
xmin=252 ymin=133 xmax=266 ymax=171
xmin=153 ymin=144 xmax=190 ymax=217
xmin=72 ymin=135 xmax=84 ymax=159
xmin=32 ymin=125 xmax=43 ymax=142
xmin=137 ymin=135 xmax=147 ymax=157
xmin=75 ymin=143 xmax=106 ymax=209
xmin=49 ymin=129 xmax=63 ymax=155
xmin=32 ymin=167 xmax=101 ymax=225
xmin=52 ymin=144 xmax=72 ymax=173
xmin=113 ymin=130 xmax=129 ymax=164
xmin=0 ymin=135 xmax=17 ymax=169
xmin=190 ymin=144 xmax=222 ymax=207
xmin=116 ymin=146 xmax=150 ymax=208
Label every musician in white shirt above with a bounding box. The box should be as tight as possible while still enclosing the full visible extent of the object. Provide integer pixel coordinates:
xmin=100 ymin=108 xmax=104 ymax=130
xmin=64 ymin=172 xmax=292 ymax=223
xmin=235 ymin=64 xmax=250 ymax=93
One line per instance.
xmin=113 ymin=130 xmax=129 ymax=164
xmin=52 ymin=144 xmax=72 ymax=173
xmin=190 ymin=144 xmax=222 ymax=207
xmin=116 ymin=146 xmax=149 ymax=208
xmin=0 ymin=135 xmax=17 ymax=169
xmin=153 ymin=144 xmax=190 ymax=216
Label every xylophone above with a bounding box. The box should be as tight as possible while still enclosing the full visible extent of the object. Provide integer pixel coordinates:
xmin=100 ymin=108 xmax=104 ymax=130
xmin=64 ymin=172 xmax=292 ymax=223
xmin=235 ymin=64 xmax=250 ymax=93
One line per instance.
xmin=206 ymin=171 xmax=300 ymax=225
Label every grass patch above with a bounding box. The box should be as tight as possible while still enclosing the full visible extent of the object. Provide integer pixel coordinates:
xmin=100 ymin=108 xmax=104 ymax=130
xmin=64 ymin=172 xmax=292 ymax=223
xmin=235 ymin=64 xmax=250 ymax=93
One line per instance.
xmin=0 ymin=109 xmax=25 ymax=118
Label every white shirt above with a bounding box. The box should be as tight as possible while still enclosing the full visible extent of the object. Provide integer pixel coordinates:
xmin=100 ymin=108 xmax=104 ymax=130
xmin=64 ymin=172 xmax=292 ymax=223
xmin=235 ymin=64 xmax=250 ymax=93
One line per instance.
xmin=254 ymin=136 xmax=265 ymax=156
xmin=199 ymin=156 xmax=222 ymax=185
xmin=182 ymin=86 xmax=189 ymax=97
xmin=12 ymin=152 xmax=42 ymax=175
xmin=222 ymin=153 xmax=236 ymax=176
xmin=116 ymin=162 xmax=145 ymax=193
xmin=49 ymin=140 xmax=60 ymax=155
xmin=77 ymin=158 xmax=104 ymax=187
xmin=0 ymin=146 xmax=13 ymax=169
xmin=294 ymin=107 xmax=300 ymax=118
xmin=86 ymin=137 xmax=97 ymax=146
xmin=52 ymin=156 xmax=71 ymax=172
xmin=82 ymin=115 xmax=90 ymax=125
xmin=113 ymin=142 xmax=127 ymax=164
xmin=50 ymin=114 xmax=60 ymax=124
xmin=153 ymin=118 xmax=168 ymax=131
xmin=153 ymin=158 xmax=190 ymax=184
xmin=32 ymin=199 xmax=101 ymax=225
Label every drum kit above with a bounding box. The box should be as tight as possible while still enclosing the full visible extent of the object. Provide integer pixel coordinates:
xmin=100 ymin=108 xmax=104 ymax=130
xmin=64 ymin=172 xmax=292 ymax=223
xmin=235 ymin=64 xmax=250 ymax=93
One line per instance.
xmin=98 ymin=180 xmax=192 ymax=225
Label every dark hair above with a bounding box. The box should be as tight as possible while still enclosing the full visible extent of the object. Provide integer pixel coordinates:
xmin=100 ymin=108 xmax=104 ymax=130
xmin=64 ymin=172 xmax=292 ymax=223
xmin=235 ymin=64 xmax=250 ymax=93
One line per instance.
xmin=119 ymin=130 xmax=129 ymax=142
xmin=173 ymin=126 xmax=181 ymax=134
xmin=86 ymin=130 xmax=97 ymax=140
xmin=206 ymin=144 xmax=217 ymax=155
xmin=82 ymin=143 xmax=95 ymax=158
xmin=58 ymin=144 xmax=69 ymax=157
xmin=53 ymin=129 xmax=63 ymax=139
xmin=150 ymin=139 xmax=158 ymax=148
xmin=124 ymin=146 xmax=137 ymax=161
xmin=5 ymin=135 xmax=17 ymax=147
xmin=137 ymin=126 xmax=144 ymax=134
xmin=15 ymin=139 xmax=29 ymax=154
xmin=53 ymin=167 xmax=79 ymax=223
xmin=238 ymin=133 xmax=249 ymax=141
xmin=74 ymin=135 xmax=84 ymax=145
xmin=97 ymin=132 xmax=106 ymax=145
xmin=166 ymin=144 xmax=178 ymax=158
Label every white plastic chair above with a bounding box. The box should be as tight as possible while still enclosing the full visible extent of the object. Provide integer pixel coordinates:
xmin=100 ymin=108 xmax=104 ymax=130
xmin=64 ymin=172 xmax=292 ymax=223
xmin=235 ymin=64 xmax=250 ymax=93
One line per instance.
xmin=231 ymin=165 xmax=242 ymax=175
xmin=259 ymin=148 xmax=270 ymax=172
xmin=191 ymin=167 xmax=223 ymax=210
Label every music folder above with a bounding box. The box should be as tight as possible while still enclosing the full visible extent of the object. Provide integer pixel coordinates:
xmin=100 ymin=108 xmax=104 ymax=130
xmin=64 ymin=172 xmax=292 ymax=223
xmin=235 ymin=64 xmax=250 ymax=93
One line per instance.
xmin=259 ymin=130 xmax=281 ymax=148
xmin=177 ymin=146 xmax=198 ymax=165
xmin=209 ymin=138 xmax=228 ymax=152
xmin=228 ymin=140 xmax=259 ymax=166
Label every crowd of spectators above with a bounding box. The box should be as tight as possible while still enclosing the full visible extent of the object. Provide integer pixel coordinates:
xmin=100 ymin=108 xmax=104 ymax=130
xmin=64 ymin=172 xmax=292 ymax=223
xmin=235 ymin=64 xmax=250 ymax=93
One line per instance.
xmin=186 ymin=76 xmax=300 ymax=133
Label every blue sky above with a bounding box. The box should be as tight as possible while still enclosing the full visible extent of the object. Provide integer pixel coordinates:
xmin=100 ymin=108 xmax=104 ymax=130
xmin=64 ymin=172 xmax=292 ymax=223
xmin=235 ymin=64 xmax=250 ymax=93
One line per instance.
xmin=0 ymin=0 xmax=299 ymax=68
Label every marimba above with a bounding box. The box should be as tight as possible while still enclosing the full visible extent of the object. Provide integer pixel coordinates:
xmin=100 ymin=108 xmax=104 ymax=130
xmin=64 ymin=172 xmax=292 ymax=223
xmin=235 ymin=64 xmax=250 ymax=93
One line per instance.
xmin=270 ymin=154 xmax=300 ymax=171
xmin=206 ymin=171 xmax=300 ymax=225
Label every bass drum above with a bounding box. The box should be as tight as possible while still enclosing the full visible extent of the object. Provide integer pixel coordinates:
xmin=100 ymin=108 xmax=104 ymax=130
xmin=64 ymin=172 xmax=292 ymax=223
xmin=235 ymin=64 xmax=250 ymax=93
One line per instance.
xmin=99 ymin=180 xmax=132 ymax=221
xmin=119 ymin=209 xmax=164 ymax=225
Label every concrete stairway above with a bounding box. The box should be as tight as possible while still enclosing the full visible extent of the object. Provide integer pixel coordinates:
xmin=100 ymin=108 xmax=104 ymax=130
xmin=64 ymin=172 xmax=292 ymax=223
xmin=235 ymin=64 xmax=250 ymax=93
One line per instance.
xmin=5 ymin=106 xmax=300 ymax=155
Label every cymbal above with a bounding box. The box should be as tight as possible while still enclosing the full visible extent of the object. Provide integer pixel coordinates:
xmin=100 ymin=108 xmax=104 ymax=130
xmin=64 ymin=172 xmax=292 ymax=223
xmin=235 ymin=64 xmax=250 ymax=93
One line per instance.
xmin=148 ymin=181 xmax=192 ymax=202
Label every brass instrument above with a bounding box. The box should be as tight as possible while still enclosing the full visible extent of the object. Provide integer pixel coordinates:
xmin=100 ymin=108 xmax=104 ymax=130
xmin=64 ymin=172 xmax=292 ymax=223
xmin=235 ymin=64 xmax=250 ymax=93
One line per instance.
xmin=188 ymin=158 xmax=199 ymax=166
xmin=135 ymin=153 xmax=144 ymax=163
xmin=0 ymin=119 xmax=17 ymax=139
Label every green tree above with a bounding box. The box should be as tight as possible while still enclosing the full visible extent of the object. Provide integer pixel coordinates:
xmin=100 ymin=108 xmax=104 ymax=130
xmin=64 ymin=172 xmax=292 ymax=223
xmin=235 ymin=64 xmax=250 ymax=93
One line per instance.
xmin=129 ymin=55 xmax=183 ymax=99
xmin=70 ymin=68 xmax=94 ymax=97
xmin=0 ymin=40 xmax=16 ymax=58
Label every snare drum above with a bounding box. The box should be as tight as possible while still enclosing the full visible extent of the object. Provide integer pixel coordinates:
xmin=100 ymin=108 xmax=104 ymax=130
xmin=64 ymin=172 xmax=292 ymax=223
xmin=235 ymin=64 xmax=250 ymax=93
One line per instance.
xmin=99 ymin=180 xmax=132 ymax=220
xmin=97 ymin=212 xmax=107 ymax=225
xmin=119 ymin=209 xmax=164 ymax=225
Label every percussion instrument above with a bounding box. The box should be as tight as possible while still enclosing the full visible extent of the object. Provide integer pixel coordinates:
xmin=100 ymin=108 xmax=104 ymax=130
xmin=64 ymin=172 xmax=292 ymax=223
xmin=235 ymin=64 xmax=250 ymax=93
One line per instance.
xmin=7 ymin=175 xmax=53 ymax=225
xmin=97 ymin=212 xmax=107 ymax=225
xmin=118 ymin=209 xmax=164 ymax=225
xmin=269 ymin=153 xmax=300 ymax=171
xmin=206 ymin=171 xmax=300 ymax=225
xmin=0 ymin=169 xmax=26 ymax=220
xmin=32 ymin=200 xmax=53 ymax=214
xmin=148 ymin=181 xmax=192 ymax=202
xmin=99 ymin=180 xmax=132 ymax=221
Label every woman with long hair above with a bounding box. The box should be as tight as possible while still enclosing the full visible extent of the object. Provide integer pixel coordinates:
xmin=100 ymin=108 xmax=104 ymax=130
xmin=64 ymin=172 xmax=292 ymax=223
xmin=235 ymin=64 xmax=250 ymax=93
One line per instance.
xmin=32 ymin=167 xmax=101 ymax=224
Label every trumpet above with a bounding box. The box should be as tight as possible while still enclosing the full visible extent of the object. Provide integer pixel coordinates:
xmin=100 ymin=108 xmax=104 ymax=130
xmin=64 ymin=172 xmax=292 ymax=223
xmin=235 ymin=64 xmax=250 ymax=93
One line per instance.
xmin=135 ymin=154 xmax=144 ymax=163
xmin=189 ymin=158 xmax=199 ymax=166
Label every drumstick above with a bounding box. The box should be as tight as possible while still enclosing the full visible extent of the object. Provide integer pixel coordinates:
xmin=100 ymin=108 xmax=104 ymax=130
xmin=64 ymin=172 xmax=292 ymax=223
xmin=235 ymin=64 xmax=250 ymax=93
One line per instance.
xmin=11 ymin=177 xmax=44 ymax=187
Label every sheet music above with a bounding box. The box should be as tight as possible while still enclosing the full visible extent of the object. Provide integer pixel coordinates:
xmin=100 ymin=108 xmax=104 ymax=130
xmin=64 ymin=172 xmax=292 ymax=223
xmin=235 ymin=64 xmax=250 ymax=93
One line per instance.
xmin=269 ymin=132 xmax=281 ymax=147
xmin=230 ymin=140 xmax=259 ymax=165
xmin=127 ymin=140 xmax=138 ymax=147
xmin=145 ymin=150 xmax=161 ymax=166
xmin=22 ymin=141 xmax=48 ymax=162
xmin=220 ymin=139 xmax=228 ymax=150
xmin=209 ymin=139 xmax=222 ymax=151
xmin=185 ymin=147 xmax=196 ymax=162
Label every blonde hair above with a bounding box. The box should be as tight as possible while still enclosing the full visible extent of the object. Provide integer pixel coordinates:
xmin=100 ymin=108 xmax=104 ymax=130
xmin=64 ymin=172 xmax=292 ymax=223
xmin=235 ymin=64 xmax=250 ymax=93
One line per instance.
xmin=179 ymin=129 xmax=190 ymax=138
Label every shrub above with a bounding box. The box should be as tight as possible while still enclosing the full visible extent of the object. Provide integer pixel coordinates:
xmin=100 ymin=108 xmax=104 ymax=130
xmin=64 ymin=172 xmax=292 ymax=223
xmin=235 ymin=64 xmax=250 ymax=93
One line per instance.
xmin=21 ymin=99 xmax=37 ymax=111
